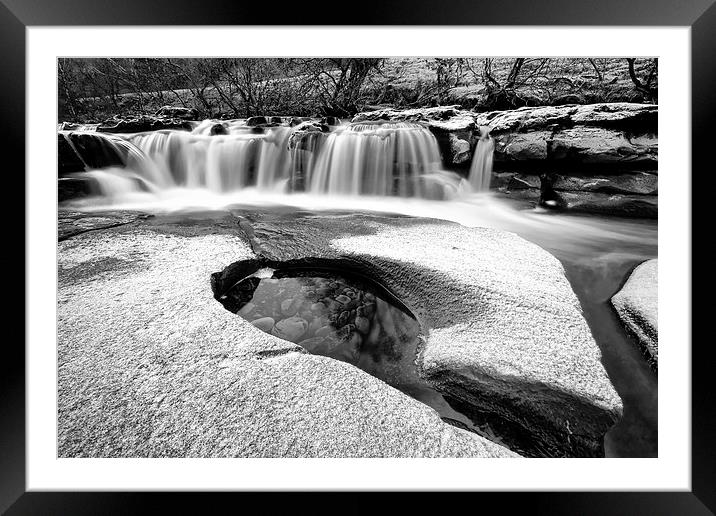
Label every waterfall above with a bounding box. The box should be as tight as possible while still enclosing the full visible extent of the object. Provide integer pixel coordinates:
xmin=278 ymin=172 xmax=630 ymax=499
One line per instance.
xmin=60 ymin=119 xmax=468 ymax=205
xmin=307 ymin=122 xmax=444 ymax=197
xmin=124 ymin=127 xmax=292 ymax=193
xmin=468 ymin=126 xmax=495 ymax=192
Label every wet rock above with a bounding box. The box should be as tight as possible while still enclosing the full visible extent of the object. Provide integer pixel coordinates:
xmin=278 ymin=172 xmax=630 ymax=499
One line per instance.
xmin=335 ymin=295 xmax=351 ymax=305
xmin=550 ymin=191 xmax=658 ymax=218
xmin=58 ymin=134 xmax=88 ymax=175
xmin=287 ymin=121 xmax=329 ymax=151
xmin=494 ymin=131 xmax=550 ymax=161
xmin=448 ymin=134 xmax=472 ymax=164
xmin=272 ymin=316 xmax=309 ymax=342
xmin=246 ymin=116 xmax=268 ymax=127
xmin=60 ymin=132 xmax=127 ymax=170
xmin=550 ymin=127 xmax=657 ymax=165
xmin=321 ymin=116 xmax=341 ymax=126
xmin=237 ymin=302 xmax=256 ymax=317
xmin=612 ymin=259 xmax=658 ymax=369
xmin=251 ymin=317 xmax=275 ymax=333
xmin=58 ymin=177 xmax=94 ymax=202
xmin=507 ymin=173 xmax=541 ymax=190
xmin=326 ymin=299 xmax=341 ymax=312
xmin=209 ymin=123 xmax=228 ymax=135
xmin=551 ymin=172 xmax=658 ymax=195
xmin=281 ymin=298 xmax=301 ymax=316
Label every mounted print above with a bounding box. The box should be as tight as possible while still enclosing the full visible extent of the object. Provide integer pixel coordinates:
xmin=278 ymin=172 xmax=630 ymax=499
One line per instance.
xmin=56 ymin=57 xmax=659 ymax=459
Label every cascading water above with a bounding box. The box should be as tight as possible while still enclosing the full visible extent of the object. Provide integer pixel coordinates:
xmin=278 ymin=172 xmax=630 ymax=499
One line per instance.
xmin=307 ymin=122 xmax=450 ymax=197
xmin=59 ymin=119 xmax=472 ymax=206
xmin=468 ymin=126 xmax=495 ymax=192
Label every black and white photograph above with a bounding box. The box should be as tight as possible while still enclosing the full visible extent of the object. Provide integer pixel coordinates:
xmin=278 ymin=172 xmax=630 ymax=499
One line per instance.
xmin=55 ymin=57 xmax=659 ymax=460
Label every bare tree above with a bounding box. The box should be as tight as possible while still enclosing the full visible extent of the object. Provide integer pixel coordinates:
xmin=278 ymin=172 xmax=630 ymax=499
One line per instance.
xmin=626 ymin=58 xmax=658 ymax=100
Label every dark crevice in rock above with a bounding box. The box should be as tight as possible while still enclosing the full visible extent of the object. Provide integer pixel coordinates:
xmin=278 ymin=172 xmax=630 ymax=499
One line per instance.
xmin=254 ymin=347 xmax=307 ymax=360
xmin=433 ymin=374 xmax=618 ymax=458
xmin=211 ymin=256 xmax=415 ymax=322
xmin=58 ymin=221 xmax=134 ymax=242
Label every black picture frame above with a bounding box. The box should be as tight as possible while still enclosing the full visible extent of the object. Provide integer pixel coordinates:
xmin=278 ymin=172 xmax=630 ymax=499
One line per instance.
xmin=4 ymin=1 xmax=712 ymax=513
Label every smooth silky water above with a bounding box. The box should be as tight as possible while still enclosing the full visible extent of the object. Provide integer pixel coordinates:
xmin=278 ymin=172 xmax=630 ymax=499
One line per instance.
xmin=59 ymin=123 xmax=658 ymax=457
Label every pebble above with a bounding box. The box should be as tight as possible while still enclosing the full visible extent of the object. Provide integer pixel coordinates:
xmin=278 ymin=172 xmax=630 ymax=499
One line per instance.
xmin=315 ymin=325 xmax=333 ymax=338
xmin=281 ymin=297 xmax=302 ymax=316
xmin=251 ymin=317 xmax=275 ymax=333
xmin=310 ymin=302 xmax=326 ymax=313
xmin=271 ymin=316 xmax=308 ymax=342
xmin=308 ymin=317 xmax=324 ymax=334
xmin=337 ymin=311 xmax=350 ymax=327
xmin=237 ymin=302 xmax=255 ymax=317
xmin=335 ymin=295 xmax=351 ymax=305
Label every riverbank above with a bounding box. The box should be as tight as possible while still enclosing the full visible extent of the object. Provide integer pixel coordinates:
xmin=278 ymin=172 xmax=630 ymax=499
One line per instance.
xmin=58 ymin=197 xmax=657 ymax=457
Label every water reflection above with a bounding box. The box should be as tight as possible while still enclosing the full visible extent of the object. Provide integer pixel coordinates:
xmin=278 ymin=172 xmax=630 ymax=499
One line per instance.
xmin=218 ymin=269 xmax=493 ymax=441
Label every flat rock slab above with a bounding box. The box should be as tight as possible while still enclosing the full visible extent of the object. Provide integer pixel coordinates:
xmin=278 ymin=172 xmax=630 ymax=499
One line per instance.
xmin=611 ymin=259 xmax=658 ymax=369
xmin=57 ymin=217 xmax=514 ymax=458
xmin=222 ymin=212 xmax=623 ymax=457
xmin=58 ymin=211 xmax=153 ymax=241
xmin=352 ymin=103 xmax=657 ymax=168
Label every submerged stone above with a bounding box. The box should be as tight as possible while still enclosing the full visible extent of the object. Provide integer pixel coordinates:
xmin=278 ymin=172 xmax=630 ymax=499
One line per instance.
xmin=271 ymin=316 xmax=308 ymax=342
xmin=251 ymin=316 xmax=275 ymax=333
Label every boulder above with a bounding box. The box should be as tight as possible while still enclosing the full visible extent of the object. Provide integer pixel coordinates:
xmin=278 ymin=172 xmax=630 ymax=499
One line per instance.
xmin=550 ymin=127 xmax=657 ymax=164
xmin=58 ymin=216 xmax=515 ymax=458
xmin=550 ymin=191 xmax=658 ymax=218
xmin=246 ymin=116 xmax=268 ymax=127
xmin=58 ymin=132 xmax=126 ymax=171
xmin=611 ymin=259 xmax=658 ymax=368
xmin=213 ymin=213 xmax=624 ymax=457
xmin=209 ymin=123 xmax=228 ymax=136
xmin=474 ymin=102 xmax=657 ymax=133
xmin=154 ymin=105 xmax=200 ymax=120
xmin=352 ymin=105 xmax=475 ymax=133
xmin=58 ymin=177 xmax=94 ymax=202
xmin=494 ymin=131 xmax=551 ymax=161
xmin=58 ymin=133 xmax=88 ymax=175
xmin=321 ymin=116 xmax=342 ymax=126
xmin=287 ymin=121 xmax=329 ymax=151
xmin=97 ymin=115 xmax=193 ymax=133
xmin=287 ymin=121 xmax=330 ymax=191
xmin=551 ymin=172 xmax=658 ymax=195
xmin=447 ymin=133 xmax=472 ymax=165
xmin=352 ymin=103 xmax=657 ymax=169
